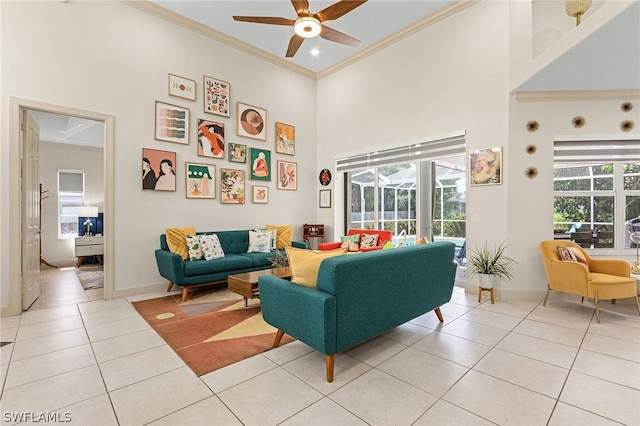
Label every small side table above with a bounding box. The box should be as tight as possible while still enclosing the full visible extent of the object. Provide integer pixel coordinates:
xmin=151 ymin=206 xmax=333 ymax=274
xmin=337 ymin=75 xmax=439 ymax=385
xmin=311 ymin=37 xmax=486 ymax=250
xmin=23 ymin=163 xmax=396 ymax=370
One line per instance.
xmin=75 ymin=235 xmax=104 ymax=268
xmin=302 ymin=224 xmax=325 ymax=249
xmin=478 ymin=286 xmax=495 ymax=304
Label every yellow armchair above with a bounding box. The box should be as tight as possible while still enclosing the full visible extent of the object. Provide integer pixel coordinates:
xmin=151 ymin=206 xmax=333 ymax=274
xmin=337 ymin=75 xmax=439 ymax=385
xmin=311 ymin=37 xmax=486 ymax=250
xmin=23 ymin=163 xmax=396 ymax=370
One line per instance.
xmin=539 ymin=240 xmax=640 ymax=323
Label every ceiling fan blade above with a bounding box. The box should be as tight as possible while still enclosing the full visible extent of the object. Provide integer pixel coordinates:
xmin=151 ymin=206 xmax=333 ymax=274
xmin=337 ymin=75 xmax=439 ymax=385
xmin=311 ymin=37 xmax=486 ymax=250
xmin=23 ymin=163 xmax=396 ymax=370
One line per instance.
xmin=320 ymin=24 xmax=360 ymax=47
xmin=316 ymin=0 xmax=367 ymax=22
xmin=286 ymin=34 xmax=305 ymax=57
xmin=291 ymin=0 xmax=310 ymax=16
xmin=233 ymin=16 xmax=295 ymax=26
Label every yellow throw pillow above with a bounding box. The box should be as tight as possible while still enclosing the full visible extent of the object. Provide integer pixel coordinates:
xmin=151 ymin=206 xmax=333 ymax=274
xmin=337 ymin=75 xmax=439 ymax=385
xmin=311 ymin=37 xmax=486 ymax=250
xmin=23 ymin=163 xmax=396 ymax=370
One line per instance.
xmin=266 ymin=224 xmax=292 ymax=249
xmin=285 ymin=246 xmax=347 ymax=288
xmin=415 ymin=237 xmax=428 ymax=245
xmin=166 ymin=226 xmax=196 ymax=260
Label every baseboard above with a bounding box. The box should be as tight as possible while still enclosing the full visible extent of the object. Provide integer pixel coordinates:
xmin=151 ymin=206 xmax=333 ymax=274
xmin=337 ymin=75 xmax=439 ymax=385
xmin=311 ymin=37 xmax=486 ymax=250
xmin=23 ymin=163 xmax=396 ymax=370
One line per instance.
xmin=112 ymin=282 xmax=169 ymax=300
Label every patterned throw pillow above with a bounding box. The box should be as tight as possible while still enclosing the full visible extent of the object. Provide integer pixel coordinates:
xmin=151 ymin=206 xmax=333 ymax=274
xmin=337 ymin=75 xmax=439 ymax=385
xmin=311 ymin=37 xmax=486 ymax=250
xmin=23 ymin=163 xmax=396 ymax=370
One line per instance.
xmin=285 ymin=246 xmax=347 ymax=288
xmin=557 ymin=246 xmax=577 ymax=262
xmin=185 ymin=235 xmax=203 ymax=261
xmin=569 ymin=247 xmax=589 ymax=269
xmin=199 ymin=234 xmax=225 ymax=260
xmin=248 ymin=230 xmax=272 ymax=253
xmin=340 ymin=234 xmax=360 ymax=252
xmin=265 ymin=224 xmax=292 ymax=249
xmin=360 ymin=234 xmax=379 ymax=249
xmin=166 ymin=226 xmax=196 ymax=260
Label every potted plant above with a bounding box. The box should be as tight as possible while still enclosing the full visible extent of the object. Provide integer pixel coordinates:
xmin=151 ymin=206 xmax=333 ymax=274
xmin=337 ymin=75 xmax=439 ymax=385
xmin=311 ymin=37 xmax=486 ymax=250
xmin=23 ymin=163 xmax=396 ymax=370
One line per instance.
xmin=467 ymin=241 xmax=517 ymax=289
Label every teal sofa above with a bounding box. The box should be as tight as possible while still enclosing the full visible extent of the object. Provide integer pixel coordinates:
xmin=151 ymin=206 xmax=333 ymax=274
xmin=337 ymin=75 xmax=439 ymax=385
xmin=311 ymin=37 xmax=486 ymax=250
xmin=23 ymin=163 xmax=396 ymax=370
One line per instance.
xmin=155 ymin=230 xmax=306 ymax=302
xmin=259 ymin=241 xmax=457 ymax=382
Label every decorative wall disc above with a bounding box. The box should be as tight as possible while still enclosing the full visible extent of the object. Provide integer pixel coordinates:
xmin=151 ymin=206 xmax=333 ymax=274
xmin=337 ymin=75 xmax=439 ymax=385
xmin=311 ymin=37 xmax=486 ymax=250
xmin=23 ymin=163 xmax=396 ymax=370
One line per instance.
xmin=525 ymin=167 xmax=538 ymax=179
xmin=572 ymin=116 xmax=585 ymax=128
xmin=621 ymin=120 xmax=635 ymax=132
xmin=319 ymin=169 xmax=332 ymax=186
xmin=525 ymin=145 xmax=537 ymax=154
xmin=526 ymin=120 xmax=539 ymax=132
xmin=621 ymin=102 xmax=633 ymax=112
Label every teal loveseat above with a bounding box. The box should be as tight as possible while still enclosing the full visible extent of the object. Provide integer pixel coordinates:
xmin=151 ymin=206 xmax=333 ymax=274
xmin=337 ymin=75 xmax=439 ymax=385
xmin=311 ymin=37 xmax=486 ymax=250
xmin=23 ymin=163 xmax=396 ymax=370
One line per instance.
xmin=155 ymin=230 xmax=306 ymax=302
xmin=259 ymin=241 xmax=457 ymax=382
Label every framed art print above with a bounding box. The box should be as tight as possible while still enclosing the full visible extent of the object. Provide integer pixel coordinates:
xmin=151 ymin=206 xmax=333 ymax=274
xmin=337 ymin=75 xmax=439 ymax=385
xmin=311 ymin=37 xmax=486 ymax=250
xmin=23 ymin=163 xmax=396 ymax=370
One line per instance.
xmin=155 ymin=101 xmax=189 ymax=144
xmin=275 ymin=122 xmax=295 ymax=155
xmin=277 ymin=160 xmax=297 ymax=190
xmin=142 ymin=148 xmax=176 ymax=192
xmin=319 ymin=189 xmax=331 ymax=208
xmin=185 ymin=162 xmax=215 ymax=199
xmin=228 ymin=143 xmax=247 ymax=163
xmin=252 ymin=185 xmax=269 ymax=204
xmin=469 ymin=146 xmax=503 ymax=186
xmin=220 ymin=168 xmax=245 ymax=204
xmin=203 ymin=76 xmax=230 ymax=117
xmin=197 ymin=118 xmax=225 ymax=159
xmin=168 ymin=73 xmax=196 ymax=101
xmin=237 ymin=102 xmax=267 ymax=141
xmin=249 ymin=148 xmax=271 ymax=181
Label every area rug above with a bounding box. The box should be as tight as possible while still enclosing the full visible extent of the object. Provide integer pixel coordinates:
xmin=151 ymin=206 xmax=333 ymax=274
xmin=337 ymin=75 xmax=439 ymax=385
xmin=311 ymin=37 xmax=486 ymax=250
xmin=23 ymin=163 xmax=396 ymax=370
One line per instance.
xmin=75 ymin=265 xmax=104 ymax=290
xmin=132 ymin=288 xmax=295 ymax=376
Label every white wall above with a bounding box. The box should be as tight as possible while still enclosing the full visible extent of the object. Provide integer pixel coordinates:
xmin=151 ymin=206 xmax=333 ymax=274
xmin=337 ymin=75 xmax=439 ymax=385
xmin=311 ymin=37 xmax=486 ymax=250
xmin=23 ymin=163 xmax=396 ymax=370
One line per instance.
xmin=1 ymin=0 xmax=318 ymax=306
xmin=317 ymin=1 xmax=512 ymax=272
xmin=39 ymin=142 xmax=104 ymax=266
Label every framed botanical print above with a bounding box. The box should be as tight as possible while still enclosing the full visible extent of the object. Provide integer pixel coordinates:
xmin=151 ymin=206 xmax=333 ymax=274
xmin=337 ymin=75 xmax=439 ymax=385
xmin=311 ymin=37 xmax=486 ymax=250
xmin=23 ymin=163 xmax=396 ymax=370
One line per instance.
xmin=185 ymin=162 xmax=216 ymax=199
xmin=249 ymin=148 xmax=271 ymax=181
xmin=142 ymin=148 xmax=176 ymax=192
xmin=277 ymin=160 xmax=297 ymax=190
xmin=168 ymin=73 xmax=196 ymax=101
xmin=228 ymin=143 xmax=247 ymax=163
xmin=203 ymin=76 xmax=230 ymax=117
xmin=220 ymin=168 xmax=245 ymax=204
xmin=469 ymin=146 xmax=503 ymax=186
xmin=196 ymin=118 xmax=225 ymax=159
xmin=275 ymin=122 xmax=295 ymax=155
xmin=155 ymin=101 xmax=189 ymax=144
xmin=252 ymin=185 xmax=269 ymax=204
xmin=237 ymin=102 xmax=267 ymax=141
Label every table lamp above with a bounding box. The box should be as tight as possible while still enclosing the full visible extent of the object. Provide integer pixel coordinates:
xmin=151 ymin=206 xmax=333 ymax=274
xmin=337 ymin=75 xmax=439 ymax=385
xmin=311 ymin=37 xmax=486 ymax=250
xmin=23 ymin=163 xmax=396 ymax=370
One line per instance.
xmin=78 ymin=206 xmax=99 ymax=236
xmin=631 ymin=231 xmax=640 ymax=274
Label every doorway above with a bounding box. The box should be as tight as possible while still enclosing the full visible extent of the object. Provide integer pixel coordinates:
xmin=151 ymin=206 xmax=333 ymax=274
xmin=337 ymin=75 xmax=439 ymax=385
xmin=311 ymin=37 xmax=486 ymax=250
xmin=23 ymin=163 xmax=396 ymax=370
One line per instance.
xmin=6 ymin=97 xmax=114 ymax=316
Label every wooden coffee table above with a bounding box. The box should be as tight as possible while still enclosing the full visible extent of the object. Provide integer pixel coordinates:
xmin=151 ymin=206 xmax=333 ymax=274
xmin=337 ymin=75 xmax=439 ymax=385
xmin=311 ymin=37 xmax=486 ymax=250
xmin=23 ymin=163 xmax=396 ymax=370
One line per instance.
xmin=228 ymin=267 xmax=291 ymax=306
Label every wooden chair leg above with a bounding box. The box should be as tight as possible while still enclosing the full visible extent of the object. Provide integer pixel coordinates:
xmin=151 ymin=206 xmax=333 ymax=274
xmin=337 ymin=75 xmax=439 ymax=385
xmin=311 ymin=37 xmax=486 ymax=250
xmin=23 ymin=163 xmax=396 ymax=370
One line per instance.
xmin=543 ymin=285 xmax=550 ymax=306
xmin=166 ymin=282 xmax=174 ymax=292
xmin=490 ymin=288 xmax=495 ymax=304
xmin=594 ymin=291 xmax=601 ymax=324
xmin=273 ymin=330 xmax=284 ymax=348
xmin=325 ymin=354 xmax=335 ymax=382
xmin=635 ymin=296 xmax=640 ymax=317
xmin=181 ymin=287 xmax=189 ymax=302
xmin=434 ymin=307 xmax=444 ymax=322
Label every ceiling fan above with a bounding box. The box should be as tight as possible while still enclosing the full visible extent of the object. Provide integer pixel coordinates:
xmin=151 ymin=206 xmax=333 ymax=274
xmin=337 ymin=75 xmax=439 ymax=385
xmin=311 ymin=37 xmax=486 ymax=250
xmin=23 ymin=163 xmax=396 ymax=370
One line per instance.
xmin=233 ymin=0 xmax=367 ymax=57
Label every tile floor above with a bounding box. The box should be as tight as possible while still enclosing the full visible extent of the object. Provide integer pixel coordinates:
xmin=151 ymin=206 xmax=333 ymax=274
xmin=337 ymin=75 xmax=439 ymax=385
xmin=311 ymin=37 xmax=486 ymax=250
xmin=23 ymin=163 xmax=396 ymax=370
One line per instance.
xmin=1 ymin=267 xmax=639 ymax=425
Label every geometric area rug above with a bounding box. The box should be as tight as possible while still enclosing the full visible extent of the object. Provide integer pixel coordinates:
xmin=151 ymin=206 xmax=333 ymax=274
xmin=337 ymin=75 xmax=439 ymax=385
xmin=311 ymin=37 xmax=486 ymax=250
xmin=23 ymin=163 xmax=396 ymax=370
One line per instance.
xmin=132 ymin=287 xmax=295 ymax=376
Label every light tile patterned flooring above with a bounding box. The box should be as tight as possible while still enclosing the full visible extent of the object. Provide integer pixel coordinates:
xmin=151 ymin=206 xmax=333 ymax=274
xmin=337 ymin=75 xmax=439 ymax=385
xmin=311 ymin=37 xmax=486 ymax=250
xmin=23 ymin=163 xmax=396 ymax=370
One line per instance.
xmin=1 ymin=268 xmax=639 ymax=425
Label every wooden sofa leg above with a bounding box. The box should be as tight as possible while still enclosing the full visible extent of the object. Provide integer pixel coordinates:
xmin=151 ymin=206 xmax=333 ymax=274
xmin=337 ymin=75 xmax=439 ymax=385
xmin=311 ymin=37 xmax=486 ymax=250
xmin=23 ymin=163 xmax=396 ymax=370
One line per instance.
xmin=325 ymin=354 xmax=335 ymax=382
xmin=273 ymin=330 xmax=284 ymax=348
xmin=181 ymin=287 xmax=189 ymax=302
xmin=166 ymin=282 xmax=174 ymax=292
xmin=434 ymin=307 xmax=444 ymax=322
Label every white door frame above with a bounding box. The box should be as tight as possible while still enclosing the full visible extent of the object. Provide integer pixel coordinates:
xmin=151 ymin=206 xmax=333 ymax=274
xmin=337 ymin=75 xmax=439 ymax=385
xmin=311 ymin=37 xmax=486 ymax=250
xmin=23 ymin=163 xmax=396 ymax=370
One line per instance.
xmin=7 ymin=97 xmax=114 ymax=316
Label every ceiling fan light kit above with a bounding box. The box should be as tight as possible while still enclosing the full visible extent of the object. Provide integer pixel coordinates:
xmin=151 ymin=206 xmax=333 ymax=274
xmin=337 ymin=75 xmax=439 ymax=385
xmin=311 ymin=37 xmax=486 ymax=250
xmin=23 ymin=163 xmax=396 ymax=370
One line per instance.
xmin=565 ymin=0 xmax=592 ymax=26
xmin=294 ymin=16 xmax=321 ymax=38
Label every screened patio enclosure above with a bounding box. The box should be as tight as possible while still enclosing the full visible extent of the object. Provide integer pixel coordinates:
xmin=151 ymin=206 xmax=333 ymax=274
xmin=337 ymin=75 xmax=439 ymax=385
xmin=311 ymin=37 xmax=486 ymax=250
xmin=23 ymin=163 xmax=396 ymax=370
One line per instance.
xmin=349 ymin=161 xmax=466 ymax=246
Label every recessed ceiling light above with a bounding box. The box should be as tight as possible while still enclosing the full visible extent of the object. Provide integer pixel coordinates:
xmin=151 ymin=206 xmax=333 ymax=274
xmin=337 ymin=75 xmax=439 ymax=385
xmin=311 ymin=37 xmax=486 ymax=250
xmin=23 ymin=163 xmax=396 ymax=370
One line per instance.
xmin=311 ymin=49 xmax=320 ymax=56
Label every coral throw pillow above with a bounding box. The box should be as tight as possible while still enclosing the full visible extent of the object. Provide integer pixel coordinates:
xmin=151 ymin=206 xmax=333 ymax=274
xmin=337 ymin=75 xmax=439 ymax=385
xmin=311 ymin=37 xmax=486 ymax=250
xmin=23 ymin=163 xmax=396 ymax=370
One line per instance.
xmin=166 ymin=226 xmax=196 ymax=260
xmin=265 ymin=224 xmax=292 ymax=249
xmin=569 ymin=247 xmax=589 ymax=269
xmin=285 ymin=246 xmax=347 ymax=288
xmin=340 ymin=235 xmax=360 ymax=252
xmin=360 ymin=234 xmax=379 ymax=249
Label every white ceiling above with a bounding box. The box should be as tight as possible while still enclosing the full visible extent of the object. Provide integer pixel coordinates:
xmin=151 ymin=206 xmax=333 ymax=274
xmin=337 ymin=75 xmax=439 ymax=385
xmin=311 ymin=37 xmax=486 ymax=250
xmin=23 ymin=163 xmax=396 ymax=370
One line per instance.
xmin=33 ymin=0 xmax=639 ymax=148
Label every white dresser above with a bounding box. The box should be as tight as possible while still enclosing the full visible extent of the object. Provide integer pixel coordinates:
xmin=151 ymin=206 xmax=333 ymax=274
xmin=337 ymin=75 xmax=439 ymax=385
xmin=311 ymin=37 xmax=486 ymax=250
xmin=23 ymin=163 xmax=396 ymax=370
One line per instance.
xmin=75 ymin=235 xmax=104 ymax=267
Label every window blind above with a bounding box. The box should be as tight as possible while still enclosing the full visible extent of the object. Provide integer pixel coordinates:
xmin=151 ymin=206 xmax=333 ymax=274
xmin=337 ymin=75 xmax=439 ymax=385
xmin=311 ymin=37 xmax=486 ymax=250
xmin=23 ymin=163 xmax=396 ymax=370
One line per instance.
xmin=554 ymin=135 xmax=640 ymax=163
xmin=336 ymin=131 xmax=466 ymax=172
xmin=58 ymin=170 xmax=84 ymax=192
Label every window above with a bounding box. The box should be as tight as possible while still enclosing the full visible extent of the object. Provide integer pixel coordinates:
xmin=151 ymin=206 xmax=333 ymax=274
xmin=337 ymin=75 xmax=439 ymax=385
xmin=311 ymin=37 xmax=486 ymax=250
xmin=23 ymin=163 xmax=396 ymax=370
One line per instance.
xmin=553 ymin=162 xmax=640 ymax=249
xmin=58 ymin=170 xmax=85 ymax=238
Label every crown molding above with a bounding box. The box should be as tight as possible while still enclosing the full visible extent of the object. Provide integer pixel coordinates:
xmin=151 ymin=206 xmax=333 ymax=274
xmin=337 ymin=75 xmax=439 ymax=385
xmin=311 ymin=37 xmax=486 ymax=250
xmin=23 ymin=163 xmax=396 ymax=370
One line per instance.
xmin=513 ymin=90 xmax=640 ymax=102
